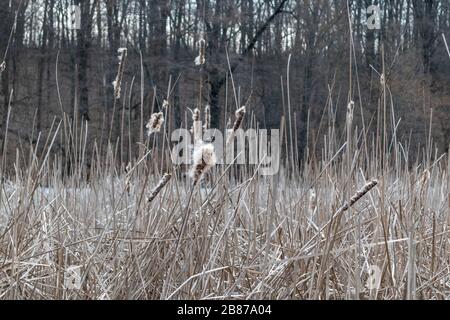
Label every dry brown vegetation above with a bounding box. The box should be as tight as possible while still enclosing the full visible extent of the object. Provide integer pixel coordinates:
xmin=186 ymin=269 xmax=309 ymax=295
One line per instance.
xmin=0 ymin=58 xmax=449 ymax=300
xmin=1 ymin=0 xmax=450 ymax=301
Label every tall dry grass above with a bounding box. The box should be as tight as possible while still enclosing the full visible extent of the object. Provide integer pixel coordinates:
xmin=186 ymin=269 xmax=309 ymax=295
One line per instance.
xmin=0 ymin=40 xmax=449 ymax=300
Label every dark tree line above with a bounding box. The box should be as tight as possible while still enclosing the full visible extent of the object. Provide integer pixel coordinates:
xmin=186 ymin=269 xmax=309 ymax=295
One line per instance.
xmin=1 ymin=0 xmax=450 ymax=162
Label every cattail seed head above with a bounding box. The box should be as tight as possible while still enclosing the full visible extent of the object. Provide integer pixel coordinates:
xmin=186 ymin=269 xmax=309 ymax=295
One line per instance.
xmin=190 ymin=142 xmax=217 ymax=185
xmin=162 ymin=99 xmax=169 ymax=110
xmin=113 ymin=48 xmax=127 ymax=99
xmin=226 ymin=106 xmax=246 ymax=146
xmin=308 ymin=188 xmax=317 ymax=216
xmin=147 ymin=173 xmax=172 ymax=203
xmin=193 ymin=107 xmax=200 ymax=122
xmin=146 ymin=112 xmax=164 ymax=136
xmin=346 ymin=101 xmax=354 ymax=126
xmin=419 ymin=169 xmax=430 ymax=199
xmin=190 ymin=108 xmax=202 ymax=143
xmin=233 ymin=106 xmax=246 ymax=130
xmin=195 ymin=38 xmax=206 ymax=66
xmin=203 ymin=104 xmax=211 ymax=132
xmin=343 ymin=180 xmax=378 ymax=212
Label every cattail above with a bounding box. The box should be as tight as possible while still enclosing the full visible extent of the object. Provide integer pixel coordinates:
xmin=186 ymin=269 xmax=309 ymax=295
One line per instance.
xmin=147 ymin=173 xmax=172 ymax=203
xmin=113 ymin=48 xmax=127 ymax=99
xmin=346 ymin=100 xmax=354 ymax=129
xmin=226 ymin=117 xmax=231 ymax=129
xmin=308 ymin=188 xmax=317 ymax=217
xmin=190 ymin=142 xmax=217 ymax=185
xmin=203 ymin=104 xmax=211 ymax=132
xmin=190 ymin=108 xmax=202 ymax=143
xmin=336 ymin=180 xmax=378 ymax=215
xmin=146 ymin=112 xmax=164 ymax=136
xmin=418 ymin=169 xmax=430 ymax=187
xmin=307 ymin=188 xmax=323 ymax=238
xmin=124 ymin=162 xmax=133 ymax=193
xmin=195 ymin=38 xmax=206 ymax=66
xmin=418 ymin=169 xmax=430 ymax=200
xmin=125 ymin=162 xmax=132 ymax=173
xmin=0 ymin=61 xmax=5 ymax=73
xmin=162 ymin=99 xmax=169 ymax=110
xmin=226 ymin=106 xmax=246 ymax=146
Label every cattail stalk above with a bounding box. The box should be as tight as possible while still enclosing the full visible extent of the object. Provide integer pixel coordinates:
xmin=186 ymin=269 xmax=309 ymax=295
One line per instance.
xmin=147 ymin=173 xmax=172 ymax=203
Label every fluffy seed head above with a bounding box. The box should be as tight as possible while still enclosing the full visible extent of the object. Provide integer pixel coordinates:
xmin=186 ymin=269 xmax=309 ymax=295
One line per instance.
xmin=195 ymin=38 xmax=206 ymax=66
xmin=162 ymin=99 xmax=169 ymax=110
xmin=233 ymin=106 xmax=246 ymax=130
xmin=117 ymin=48 xmax=127 ymax=61
xmin=346 ymin=101 xmax=354 ymax=127
xmin=146 ymin=112 xmax=164 ymax=136
xmin=308 ymin=188 xmax=317 ymax=215
xmin=193 ymin=108 xmax=200 ymax=122
xmin=113 ymin=48 xmax=127 ymax=99
xmin=191 ymin=108 xmax=202 ymax=143
xmin=190 ymin=142 xmax=217 ymax=184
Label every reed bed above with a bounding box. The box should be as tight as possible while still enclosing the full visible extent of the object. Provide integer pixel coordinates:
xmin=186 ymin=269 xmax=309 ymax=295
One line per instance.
xmin=0 ymin=46 xmax=449 ymax=300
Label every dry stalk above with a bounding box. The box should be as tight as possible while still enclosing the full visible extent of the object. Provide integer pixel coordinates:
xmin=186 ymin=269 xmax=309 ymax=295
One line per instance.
xmin=147 ymin=173 xmax=172 ymax=203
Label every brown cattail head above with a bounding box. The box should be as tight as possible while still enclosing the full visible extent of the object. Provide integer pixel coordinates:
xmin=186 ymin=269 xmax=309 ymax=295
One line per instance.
xmin=124 ymin=162 xmax=133 ymax=194
xmin=147 ymin=173 xmax=172 ymax=203
xmin=146 ymin=112 xmax=164 ymax=136
xmin=226 ymin=106 xmax=246 ymax=146
xmin=233 ymin=106 xmax=246 ymax=131
xmin=193 ymin=107 xmax=200 ymax=122
xmin=190 ymin=142 xmax=217 ymax=185
xmin=195 ymin=38 xmax=206 ymax=66
xmin=346 ymin=101 xmax=354 ymax=128
xmin=190 ymin=108 xmax=202 ymax=143
xmin=203 ymin=104 xmax=211 ymax=132
xmin=308 ymin=188 xmax=317 ymax=216
xmin=342 ymin=180 xmax=378 ymax=213
xmin=113 ymin=48 xmax=127 ymax=99
xmin=418 ymin=169 xmax=430 ymax=199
